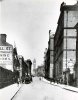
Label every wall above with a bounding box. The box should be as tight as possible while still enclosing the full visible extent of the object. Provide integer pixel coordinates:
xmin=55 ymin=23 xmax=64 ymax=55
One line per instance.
xmin=0 ymin=67 xmax=15 ymax=89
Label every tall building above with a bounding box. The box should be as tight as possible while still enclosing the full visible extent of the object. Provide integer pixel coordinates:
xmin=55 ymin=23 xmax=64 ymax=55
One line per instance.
xmin=0 ymin=34 xmax=13 ymax=71
xmin=74 ymin=23 xmax=78 ymax=87
xmin=44 ymin=48 xmax=48 ymax=78
xmin=13 ymin=45 xmax=20 ymax=71
xmin=44 ymin=31 xmax=54 ymax=79
xmin=54 ymin=2 xmax=78 ymax=85
xmin=26 ymin=59 xmax=32 ymax=76
xmin=44 ymin=47 xmax=50 ymax=79
xmin=49 ymin=30 xmax=54 ymax=79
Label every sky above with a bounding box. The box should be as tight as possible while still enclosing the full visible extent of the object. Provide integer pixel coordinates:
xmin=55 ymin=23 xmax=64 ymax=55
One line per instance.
xmin=0 ymin=0 xmax=77 ymax=66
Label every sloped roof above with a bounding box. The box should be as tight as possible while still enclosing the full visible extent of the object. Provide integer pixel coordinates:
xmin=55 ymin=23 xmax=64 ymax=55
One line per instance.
xmin=60 ymin=2 xmax=78 ymax=11
xmin=0 ymin=42 xmax=13 ymax=46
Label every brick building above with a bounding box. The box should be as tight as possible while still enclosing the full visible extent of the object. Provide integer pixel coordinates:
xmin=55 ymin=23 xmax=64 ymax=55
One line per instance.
xmin=49 ymin=30 xmax=54 ymax=79
xmin=44 ymin=48 xmax=49 ymax=78
xmin=74 ymin=23 xmax=78 ymax=87
xmin=36 ymin=65 xmax=45 ymax=77
xmin=54 ymin=2 xmax=78 ymax=85
xmin=0 ymin=34 xmax=13 ymax=71
xmin=0 ymin=34 xmax=15 ymax=88
xmin=44 ymin=30 xmax=54 ymax=80
xmin=32 ymin=59 xmax=36 ymax=76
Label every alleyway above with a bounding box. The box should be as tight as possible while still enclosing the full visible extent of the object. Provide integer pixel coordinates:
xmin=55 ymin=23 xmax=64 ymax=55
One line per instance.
xmin=12 ymin=77 xmax=78 ymax=100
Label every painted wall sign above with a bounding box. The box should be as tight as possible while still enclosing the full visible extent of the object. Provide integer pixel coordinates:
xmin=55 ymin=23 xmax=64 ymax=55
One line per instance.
xmin=0 ymin=46 xmax=13 ymax=70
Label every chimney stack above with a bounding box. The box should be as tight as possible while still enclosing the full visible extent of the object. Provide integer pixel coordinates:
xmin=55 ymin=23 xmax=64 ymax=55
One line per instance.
xmin=0 ymin=34 xmax=7 ymax=43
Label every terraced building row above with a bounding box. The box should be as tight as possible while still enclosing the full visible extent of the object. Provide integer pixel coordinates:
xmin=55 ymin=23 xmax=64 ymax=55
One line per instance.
xmin=44 ymin=2 xmax=78 ymax=87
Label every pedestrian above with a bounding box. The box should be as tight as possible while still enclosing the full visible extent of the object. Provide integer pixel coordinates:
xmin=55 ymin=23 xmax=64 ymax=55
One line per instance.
xmin=17 ymin=78 xmax=19 ymax=86
xmin=39 ymin=77 xmax=41 ymax=81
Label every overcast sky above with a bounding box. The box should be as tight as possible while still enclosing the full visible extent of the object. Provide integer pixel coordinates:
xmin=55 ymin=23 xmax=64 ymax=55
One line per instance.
xmin=0 ymin=0 xmax=77 ymax=66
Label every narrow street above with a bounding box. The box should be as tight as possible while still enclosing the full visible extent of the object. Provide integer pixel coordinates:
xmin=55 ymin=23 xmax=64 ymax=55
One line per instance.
xmin=12 ymin=77 xmax=78 ymax=100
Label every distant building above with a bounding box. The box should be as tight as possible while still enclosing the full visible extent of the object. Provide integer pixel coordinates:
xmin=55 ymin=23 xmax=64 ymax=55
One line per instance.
xmin=13 ymin=45 xmax=20 ymax=71
xmin=49 ymin=30 xmax=54 ymax=79
xmin=44 ymin=47 xmax=49 ymax=79
xmin=44 ymin=31 xmax=54 ymax=79
xmin=36 ymin=65 xmax=45 ymax=77
xmin=26 ymin=59 xmax=32 ymax=76
xmin=32 ymin=59 xmax=36 ymax=75
xmin=54 ymin=2 xmax=78 ymax=85
xmin=44 ymin=48 xmax=48 ymax=78
xmin=0 ymin=34 xmax=13 ymax=71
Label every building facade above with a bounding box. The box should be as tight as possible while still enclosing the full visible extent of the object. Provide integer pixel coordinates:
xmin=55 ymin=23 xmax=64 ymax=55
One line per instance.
xmin=44 ymin=30 xmax=54 ymax=80
xmin=44 ymin=48 xmax=49 ymax=78
xmin=49 ymin=30 xmax=54 ymax=79
xmin=36 ymin=65 xmax=45 ymax=77
xmin=26 ymin=59 xmax=32 ymax=76
xmin=32 ymin=59 xmax=36 ymax=76
xmin=0 ymin=34 xmax=13 ymax=71
xmin=54 ymin=2 xmax=78 ymax=85
xmin=74 ymin=23 xmax=78 ymax=87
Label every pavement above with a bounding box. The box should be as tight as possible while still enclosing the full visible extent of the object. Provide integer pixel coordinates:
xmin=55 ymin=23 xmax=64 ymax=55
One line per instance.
xmin=0 ymin=83 xmax=22 ymax=100
xmin=42 ymin=78 xmax=78 ymax=93
xmin=10 ymin=77 xmax=78 ymax=100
